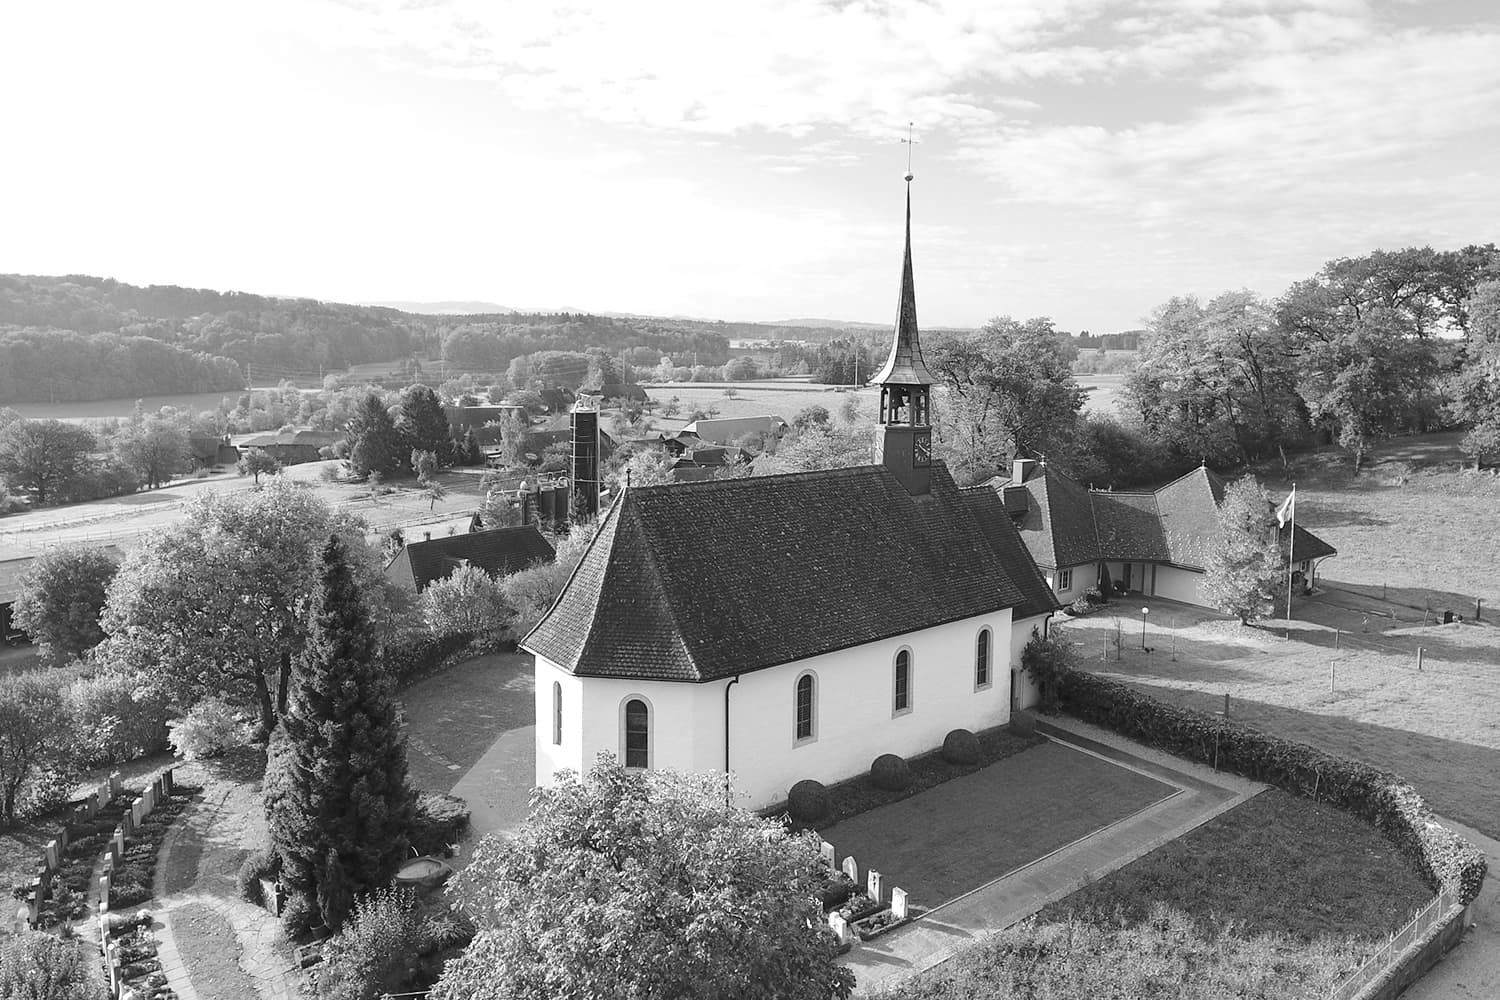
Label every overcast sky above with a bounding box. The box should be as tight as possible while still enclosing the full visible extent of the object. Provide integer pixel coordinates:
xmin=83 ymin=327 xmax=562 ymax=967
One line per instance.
xmin=2 ymin=1 xmax=1496 ymax=331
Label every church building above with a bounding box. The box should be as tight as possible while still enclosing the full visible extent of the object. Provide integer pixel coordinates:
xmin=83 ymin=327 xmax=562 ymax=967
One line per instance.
xmin=522 ymin=178 xmax=1060 ymax=809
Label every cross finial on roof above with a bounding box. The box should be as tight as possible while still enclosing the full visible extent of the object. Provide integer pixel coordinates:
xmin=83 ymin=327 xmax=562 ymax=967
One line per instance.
xmin=900 ymin=121 xmax=918 ymax=182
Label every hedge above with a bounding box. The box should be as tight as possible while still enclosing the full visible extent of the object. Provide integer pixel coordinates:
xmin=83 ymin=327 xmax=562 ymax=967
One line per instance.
xmin=1055 ymin=669 xmax=1487 ymax=904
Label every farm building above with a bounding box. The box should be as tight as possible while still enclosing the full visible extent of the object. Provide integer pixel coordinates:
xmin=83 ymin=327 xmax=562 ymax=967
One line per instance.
xmin=523 ymin=181 xmax=1060 ymax=809
xmin=239 ymin=429 xmax=341 ymax=466
xmin=187 ymin=435 xmax=240 ymax=469
xmin=676 ymin=414 xmax=788 ymax=447
xmin=990 ymin=461 xmax=1337 ymax=608
xmin=384 ymin=525 xmax=555 ymax=594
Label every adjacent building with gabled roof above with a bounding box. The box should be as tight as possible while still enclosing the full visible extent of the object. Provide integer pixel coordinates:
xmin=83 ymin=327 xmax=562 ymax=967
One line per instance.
xmin=384 ymin=525 xmax=555 ymax=594
xmin=991 ymin=459 xmax=1337 ymax=608
xmin=522 ymin=176 xmax=1061 ymax=809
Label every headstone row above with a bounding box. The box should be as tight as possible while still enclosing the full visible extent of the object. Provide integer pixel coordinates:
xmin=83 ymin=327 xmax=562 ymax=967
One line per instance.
xmin=822 ymin=845 xmax=911 ymax=945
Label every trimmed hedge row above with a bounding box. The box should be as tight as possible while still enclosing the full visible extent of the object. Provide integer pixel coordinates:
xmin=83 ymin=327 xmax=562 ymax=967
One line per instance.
xmin=1056 ymin=669 xmax=1487 ymax=904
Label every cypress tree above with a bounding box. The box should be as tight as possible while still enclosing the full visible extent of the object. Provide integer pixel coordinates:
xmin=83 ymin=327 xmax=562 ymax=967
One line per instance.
xmin=265 ymin=534 xmax=415 ymax=930
xmin=346 ymin=393 xmax=406 ymax=478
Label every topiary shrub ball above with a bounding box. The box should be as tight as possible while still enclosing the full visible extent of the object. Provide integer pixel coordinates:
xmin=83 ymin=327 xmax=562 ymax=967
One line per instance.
xmin=941 ymin=728 xmax=981 ymax=766
xmin=870 ymin=753 xmax=912 ymax=792
xmin=788 ymin=779 xmax=831 ymax=823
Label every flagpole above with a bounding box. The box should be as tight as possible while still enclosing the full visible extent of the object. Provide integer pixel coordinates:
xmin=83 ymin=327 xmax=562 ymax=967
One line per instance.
xmin=1285 ymin=484 xmax=1296 ymax=632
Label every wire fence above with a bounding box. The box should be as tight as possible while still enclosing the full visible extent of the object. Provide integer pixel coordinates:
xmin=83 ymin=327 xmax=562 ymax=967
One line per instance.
xmin=1327 ymin=889 xmax=1456 ymax=1000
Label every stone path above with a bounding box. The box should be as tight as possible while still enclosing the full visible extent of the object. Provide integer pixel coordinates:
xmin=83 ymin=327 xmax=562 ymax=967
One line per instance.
xmin=146 ymin=773 xmax=298 ymax=1000
xmin=843 ymin=716 xmax=1266 ymax=996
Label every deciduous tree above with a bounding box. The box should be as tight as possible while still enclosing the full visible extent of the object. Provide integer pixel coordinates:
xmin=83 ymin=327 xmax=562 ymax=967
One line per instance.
xmin=0 ymin=419 xmax=95 ymax=506
xmin=431 ymin=757 xmax=854 ymax=1000
xmin=11 ymin=545 xmax=118 ymax=666
xmin=114 ymin=407 xmax=192 ymax=489
xmin=265 ymin=535 xmax=415 ymax=931
xmin=1202 ymin=478 xmax=1282 ymax=625
xmin=420 ymin=564 xmax=512 ymax=641
xmin=100 ymin=478 xmax=391 ymax=736
xmin=0 ymin=673 xmax=71 ymax=827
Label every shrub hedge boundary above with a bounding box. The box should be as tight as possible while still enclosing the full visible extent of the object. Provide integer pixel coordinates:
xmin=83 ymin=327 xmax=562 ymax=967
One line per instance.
xmin=1055 ymin=669 xmax=1487 ymax=904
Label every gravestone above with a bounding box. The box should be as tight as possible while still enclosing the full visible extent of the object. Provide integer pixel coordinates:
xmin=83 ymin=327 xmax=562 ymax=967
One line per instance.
xmin=820 ymin=841 xmax=835 ymax=869
xmin=841 ymin=856 xmax=858 ymax=884
xmin=828 ymin=911 xmax=852 ymax=946
xmin=99 ymin=873 xmax=111 ymax=912
xmin=113 ymin=827 xmax=125 ymax=858
xmin=104 ymin=851 xmax=116 ymax=873
xmin=162 ymin=768 xmax=174 ymax=797
xmin=120 ymin=810 xmax=134 ymax=839
xmin=866 ymin=870 xmax=882 ymax=905
xmin=130 ymin=800 xmax=144 ymax=828
xmin=44 ymin=839 xmax=60 ymax=871
xmin=109 ymin=772 xmax=122 ymax=798
xmin=25 ymin=889 xmax=38 ymax=928
xmin=83 ymin=792 xmax=96 ymax=820
xmin=56 ymin=826 xmax=69 ymax=854
xmin=891 ymin=887 xmax=908 ymax=920
xmin=36 ymin=865 xmax=51 ymax=897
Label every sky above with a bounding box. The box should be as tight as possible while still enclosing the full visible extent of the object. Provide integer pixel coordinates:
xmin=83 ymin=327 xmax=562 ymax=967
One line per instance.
xmin=2 ymin=0 xmax=1497 ymax=332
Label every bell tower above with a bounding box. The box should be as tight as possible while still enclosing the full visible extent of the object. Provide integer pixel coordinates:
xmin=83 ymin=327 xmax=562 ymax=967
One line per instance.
xmin=870 ymin=169 xmax=933 ymax=495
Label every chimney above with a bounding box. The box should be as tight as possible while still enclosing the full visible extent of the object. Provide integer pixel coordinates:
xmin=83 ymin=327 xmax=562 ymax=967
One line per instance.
xmin=423 ymin=531 xmax=432 ymax=542
xmin=1012 ymin=457 xmax=1038 ymax=484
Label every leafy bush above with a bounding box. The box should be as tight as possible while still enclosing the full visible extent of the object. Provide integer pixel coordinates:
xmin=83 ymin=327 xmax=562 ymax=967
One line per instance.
xmin=409 ymin=793 xmax=471 ymax=857
xmin=237 ymin=848 xmax=281 ymax=908
xmin=1057 ymin=669 xmax=1488 ymax=904
xmin=65 ymin=668 xmax=170 ymax=768
xmin=168 ymin=696 xmax=252 ymax=760
xmin=870 ymin=754 xmax=911 ymax=792
xmin=1020 ymin=626 xmax=1078 ymax=711
xmin=309 ymin=887 xmax=422 ymax=1000
xmin=381 ymin=632 xmax=475 ymax=689
xmin=1069 ymin=596 xmax=1092 ymax=615
xmin=941 ymin=729 xmax=980 ymax=766
xmin=0 ymin=932 xmax=95 ymax=1000
xmin=787 ymin=779 xmax=830 ymax=823
xmin=282 ymin=891 xmax=320 ymax=939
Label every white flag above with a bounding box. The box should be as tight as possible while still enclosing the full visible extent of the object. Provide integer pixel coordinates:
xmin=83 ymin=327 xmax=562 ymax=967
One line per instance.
xmin=1276 ymin=488 xmax=1296 ymax=529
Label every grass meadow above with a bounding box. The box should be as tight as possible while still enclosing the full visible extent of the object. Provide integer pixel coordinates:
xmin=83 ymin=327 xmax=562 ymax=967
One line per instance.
xmin=888 ymin=790 xmax=1430 ymax=1000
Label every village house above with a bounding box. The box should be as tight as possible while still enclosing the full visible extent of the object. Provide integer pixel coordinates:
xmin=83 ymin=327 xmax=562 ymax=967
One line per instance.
xmin=522 ymin=181 xmax=1060 ymax=809
xmin=238 ymin=429 xmax=342 ymax=466
xmin=384 ymin=524 xmax=555 ymax=594
xmin=992 ymin=460 xmax=1337 ymax=608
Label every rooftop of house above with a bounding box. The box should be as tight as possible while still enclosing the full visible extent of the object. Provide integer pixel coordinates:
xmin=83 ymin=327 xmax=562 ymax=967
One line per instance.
xmin=524 ymin=462 xmax=1059 ymax=683
xmin=677 ymin=415 xmax=788 ymax=445
xmin=385 ymin=525 xmax=556 ymax=592
xmin=994 ymin=462 xmax=1335 ymax=572
xmin=241 ymin=429 xmax=342 ymax=448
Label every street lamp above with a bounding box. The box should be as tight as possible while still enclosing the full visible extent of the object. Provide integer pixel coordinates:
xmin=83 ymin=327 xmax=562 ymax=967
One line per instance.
xmin=1140 ymin=607 xmax=1150 ymax=650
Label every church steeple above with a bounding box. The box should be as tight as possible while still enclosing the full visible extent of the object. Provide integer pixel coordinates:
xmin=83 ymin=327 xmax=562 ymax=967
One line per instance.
xmin=872 ymin=171 xmax=933 ymax=495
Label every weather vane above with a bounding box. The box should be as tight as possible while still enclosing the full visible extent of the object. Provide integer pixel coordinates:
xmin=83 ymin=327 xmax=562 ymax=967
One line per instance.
xmin=900 ymin=121 xmax=918 ymax=182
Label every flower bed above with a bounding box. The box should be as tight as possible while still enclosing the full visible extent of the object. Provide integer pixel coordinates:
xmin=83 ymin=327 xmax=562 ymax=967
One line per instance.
xmin=11 ymin=785 xmax=140 ymax=930
xmin=853 ymin=908 xmax=912 ymax=941
xmin=108 ymin=785 xmax=199 ymax=909
xmin=816 ymin=871 xmax=857 ymax=910
xmin=102 ymin=909 xmax=174 ymax=1000
xmin=832 ymin=893 xmax=884 ymax=924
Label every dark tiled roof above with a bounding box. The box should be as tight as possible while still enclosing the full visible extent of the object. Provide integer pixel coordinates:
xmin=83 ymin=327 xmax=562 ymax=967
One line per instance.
xmin=1091 ymin=492 xmax=1170 ymax=562
xmin=1153 ymin=466 xmax=1228 ymax=570
xmin=1003 ymin=469 xmax=1101 ymax=570
xmin=524 ymin=463 xmax=1031 ymax=682
xmin=959 ymin=487 xmax=1062 ymax=620
xmin=385 ymin=525 xmax=555 ymax=592
xmin=1282 ymin=523 xmax=1337 ymax=562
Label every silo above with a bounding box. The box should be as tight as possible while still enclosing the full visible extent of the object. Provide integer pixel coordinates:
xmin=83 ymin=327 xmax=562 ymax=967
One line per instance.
xmin=571 ymin=402 xmax=601 ymax=520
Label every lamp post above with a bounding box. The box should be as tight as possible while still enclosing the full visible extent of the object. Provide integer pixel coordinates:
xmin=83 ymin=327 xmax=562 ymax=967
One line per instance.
xmin=1140 ymin=607 xmax=1150 ymax=650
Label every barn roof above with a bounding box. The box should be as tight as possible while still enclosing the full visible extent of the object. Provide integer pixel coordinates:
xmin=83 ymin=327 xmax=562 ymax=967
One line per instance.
xmin=524 ymin=463 xmax=1043 ymax=682
xmin=385 ymin=525 xmax=555 ymax=592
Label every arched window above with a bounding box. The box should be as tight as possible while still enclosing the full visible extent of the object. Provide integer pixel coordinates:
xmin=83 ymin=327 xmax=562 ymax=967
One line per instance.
xmin=794 ymin=673 xmax=816 ymax=743
xmin=624 ymin=698 xmax=650 ymax=768
xmin=893 ymin=649 xmax=912 ymax=714
xmin=551 ymin=681 xmax=562 ymax=746
xmin=976 ymin=629 xmax=992 ymax=689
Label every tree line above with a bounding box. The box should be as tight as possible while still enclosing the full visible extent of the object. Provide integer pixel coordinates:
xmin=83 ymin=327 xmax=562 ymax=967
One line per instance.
xmin=0 ymin=327 xmax=245 ymax=404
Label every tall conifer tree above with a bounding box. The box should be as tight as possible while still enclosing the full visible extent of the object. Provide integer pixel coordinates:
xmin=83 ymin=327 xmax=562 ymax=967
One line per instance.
xmin=265 ymin=535 xmax=415 ymax=930
xmin=345 ymin=392 xmax=406 ymax=478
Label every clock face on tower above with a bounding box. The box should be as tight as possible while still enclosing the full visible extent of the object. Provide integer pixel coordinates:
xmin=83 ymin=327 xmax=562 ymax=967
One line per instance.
xmin=913 ymin=430 xmax=932 ymax=467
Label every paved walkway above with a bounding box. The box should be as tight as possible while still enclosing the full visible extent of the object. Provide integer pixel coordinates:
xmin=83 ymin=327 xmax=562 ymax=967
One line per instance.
xmin=843 ymin=717 xmax=1266 ymax=995
xmin=1403 ymin=817 xmax=1500 ymax=999
xmin=147 ymin=775 xmax=298 ymax=1000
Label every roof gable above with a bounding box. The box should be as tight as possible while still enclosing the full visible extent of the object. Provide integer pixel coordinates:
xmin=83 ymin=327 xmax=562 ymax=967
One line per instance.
xmin=525 ymin=463 xmax=1029 ymax=682
xmin=959 ymin=487 xmax=1062 ymax=620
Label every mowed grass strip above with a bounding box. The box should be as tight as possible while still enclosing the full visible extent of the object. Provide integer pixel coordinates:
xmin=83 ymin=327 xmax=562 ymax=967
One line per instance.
xmin=883 ymin=790 xmax=1430 ymax=1000
xmin=821 ymin=740 xmax=1174 ymax=906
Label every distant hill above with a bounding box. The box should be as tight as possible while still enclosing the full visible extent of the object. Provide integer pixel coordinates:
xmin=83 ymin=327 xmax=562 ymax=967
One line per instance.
xmin=368 ymin=300 xmax=517 ymax=315
xmin=766 ymin=317 xmax=886 ymax=330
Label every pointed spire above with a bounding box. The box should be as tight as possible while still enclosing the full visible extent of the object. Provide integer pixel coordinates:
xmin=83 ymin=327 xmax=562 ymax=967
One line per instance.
xmin=871 ymin=179 xmax=933 ymax=386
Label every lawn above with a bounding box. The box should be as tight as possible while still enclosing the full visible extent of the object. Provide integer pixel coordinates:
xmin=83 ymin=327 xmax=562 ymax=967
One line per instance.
xmin=646 ymin=378 xmax=877 ymax=431
xmin=1252 ymin=431 xmax=1500 ymax=611
xmin=820 ymin=740 xmax=1174 ymax=906
xmin=884 ymin=790 xmax=1432 ymax=1000
xmin=399 ymin=652 xmax=534 ymax=794
xmin=1063 ymin=601 xmax=1500 ymax=839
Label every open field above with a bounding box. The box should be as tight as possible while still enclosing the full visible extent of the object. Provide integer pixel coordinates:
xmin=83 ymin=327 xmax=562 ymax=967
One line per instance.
xmin=1062 ymin=594 xmax=1500 ymax=838
xmin=1254 ymin=431 xmax=1500 ymax=611
xmin=6 ymin=388 xmax=291 ymax=423
xmin=645 ymin=378 xmax=878 ymax=431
